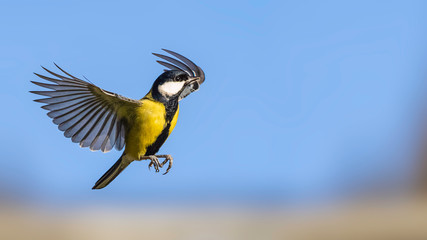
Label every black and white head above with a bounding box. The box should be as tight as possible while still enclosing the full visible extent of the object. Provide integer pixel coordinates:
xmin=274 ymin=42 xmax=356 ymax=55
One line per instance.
xmin=151 ymin=49 xmax=205 ymax=102
xmin=151 ymin=70 xmax=200 ymax=102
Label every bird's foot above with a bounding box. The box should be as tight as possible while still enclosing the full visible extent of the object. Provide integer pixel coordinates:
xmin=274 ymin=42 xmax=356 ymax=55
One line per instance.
xmin=140 ymin=155 xmax=161 ymax=172
xmin=147 ymin=154 xmax=173 ymax=175
xmin=157 ymin=154 xmax=173 ymax=175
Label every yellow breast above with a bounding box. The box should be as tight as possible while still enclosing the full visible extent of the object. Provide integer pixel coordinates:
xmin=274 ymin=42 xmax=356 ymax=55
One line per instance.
xmin=123 ymin=96 xmax=179 ymax=159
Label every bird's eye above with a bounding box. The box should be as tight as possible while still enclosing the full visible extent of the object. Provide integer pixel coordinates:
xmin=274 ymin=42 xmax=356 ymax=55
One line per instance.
xmin=175 ymin=75 xmax=186 ymax=81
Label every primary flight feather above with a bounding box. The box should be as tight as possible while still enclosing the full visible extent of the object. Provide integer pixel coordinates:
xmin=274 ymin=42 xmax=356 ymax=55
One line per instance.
xmin=31 ymin=49 xmax=205 ymax=189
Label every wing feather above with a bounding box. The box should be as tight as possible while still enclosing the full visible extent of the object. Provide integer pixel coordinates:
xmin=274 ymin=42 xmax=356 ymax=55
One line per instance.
xmin=41 ymin=96 xmax=95 ymax=111
xmin=100 ymin=113 xmax=118 ymax=152
xmin=68 ymin=108 xmax=105 ymax=142
xmin=79 ymin=107 xmax=110 ymax=148
xmin=54 ymin=100 xmax=102 ymax=126
xmin=152 ymin=53 xmax=193 ymax=76
xmin=31 ymin=81 xmax=86 ymax=90
xmin=47 ymin=98 xmax=97 ymax=118
xmin=90 ymin=110 xmax=114 ymax=151
xmin=31 ymin=65 xmax=140 ymax=152
xmin=156 ymin=61 xmax=183 ymax=72
xmin=115 ymin=120 xmax=126 ymax=150
xmin=34 ymin=93 xmax=93 ymax=104
xmin=30 ymin=90 xmax=90 ymax=98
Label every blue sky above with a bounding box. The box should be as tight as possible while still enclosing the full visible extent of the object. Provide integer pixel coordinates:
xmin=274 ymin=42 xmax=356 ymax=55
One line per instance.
xmin=1 ymin=0 xmax=427 ymax=206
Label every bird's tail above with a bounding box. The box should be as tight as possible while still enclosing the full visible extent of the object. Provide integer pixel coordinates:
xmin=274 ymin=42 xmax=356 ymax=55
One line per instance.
xmin=92 ymin=154 xmax=131 ymax=190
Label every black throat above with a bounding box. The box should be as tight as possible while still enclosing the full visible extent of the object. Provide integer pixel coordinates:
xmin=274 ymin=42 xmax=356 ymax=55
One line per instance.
xmin=164 ymin=98 xmax=179 ymax=122
xmin=151 ymin=87 xmax=179 ymax=122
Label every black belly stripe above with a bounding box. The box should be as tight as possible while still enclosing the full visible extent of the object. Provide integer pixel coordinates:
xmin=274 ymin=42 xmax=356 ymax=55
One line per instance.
xmin=145 ymin=124 xmax=171 ymax=156
xmin=144 ymin=98 xmax=178 ymax=156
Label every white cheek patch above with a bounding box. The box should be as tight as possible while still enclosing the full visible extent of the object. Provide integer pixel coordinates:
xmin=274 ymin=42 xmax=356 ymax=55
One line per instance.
xmin=158 ymin=81 xmax=185 ymax=96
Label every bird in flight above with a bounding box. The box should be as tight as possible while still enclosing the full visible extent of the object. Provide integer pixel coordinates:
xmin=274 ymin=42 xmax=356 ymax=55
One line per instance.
xmin=31 ymin=49 xmax=205 ymax=189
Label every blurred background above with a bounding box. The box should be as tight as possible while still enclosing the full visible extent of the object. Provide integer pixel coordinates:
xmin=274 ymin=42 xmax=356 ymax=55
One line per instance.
xmin=1 ymin=0 xmax=427 ymax=239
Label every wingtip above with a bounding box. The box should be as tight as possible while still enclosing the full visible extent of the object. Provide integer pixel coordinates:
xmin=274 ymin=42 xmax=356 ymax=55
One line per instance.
xmin=33 ymin=98 xmax=47 ymax=103
xmin=161 ymin=48 xmax=172 ymax=54
xmin=53 ymin=62 xmax=62 ymax=70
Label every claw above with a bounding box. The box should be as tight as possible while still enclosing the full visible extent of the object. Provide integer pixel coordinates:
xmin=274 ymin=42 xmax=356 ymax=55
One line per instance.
xmin=163 ymin=162 xmax=172 ymax=175
xmin=140 ymin=154 xmax=173 ymax=174
xmin=161 ymin=159 xmax=168 ymax=166
xmin=143 ymin=155 xmax=160 ymax=172
xmin=152 ymin=156 xmax=160 ymax=172
xmin=158 ymin=155 xmax=173 ymax=175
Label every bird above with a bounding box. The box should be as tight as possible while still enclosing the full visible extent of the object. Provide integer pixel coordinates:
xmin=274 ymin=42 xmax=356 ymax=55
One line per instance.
xmin=30 ymin=49 xmax=205 ymax=189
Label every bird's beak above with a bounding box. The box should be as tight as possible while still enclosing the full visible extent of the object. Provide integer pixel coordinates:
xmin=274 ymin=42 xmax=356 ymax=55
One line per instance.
xmin=178 ymin=77 xmax=202 ymax=101
xmin=187 ymin=77 xmax=200 ymax=84
xmin=186 ymin=77 xmax=201 ymax=90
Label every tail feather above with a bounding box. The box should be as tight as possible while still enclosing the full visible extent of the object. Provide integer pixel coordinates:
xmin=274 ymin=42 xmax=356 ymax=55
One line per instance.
xmin=92 ymin=154 xmax=131 ymax=190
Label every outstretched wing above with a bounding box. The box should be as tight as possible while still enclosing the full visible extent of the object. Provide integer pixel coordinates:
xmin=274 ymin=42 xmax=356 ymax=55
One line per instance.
xmin=31 ymin=64 xmax=140 ymax=152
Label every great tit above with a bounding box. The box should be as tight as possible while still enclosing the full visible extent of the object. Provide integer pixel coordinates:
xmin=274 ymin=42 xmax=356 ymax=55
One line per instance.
xmin=31 ymin=49 xmax=205 ymax=189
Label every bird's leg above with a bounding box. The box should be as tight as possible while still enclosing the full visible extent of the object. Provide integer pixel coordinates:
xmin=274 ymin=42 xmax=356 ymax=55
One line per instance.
xmin=140 ymin=155 xmax=160 ymax=172
xmin=147 ymin=154 xmax=173 ymax=175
